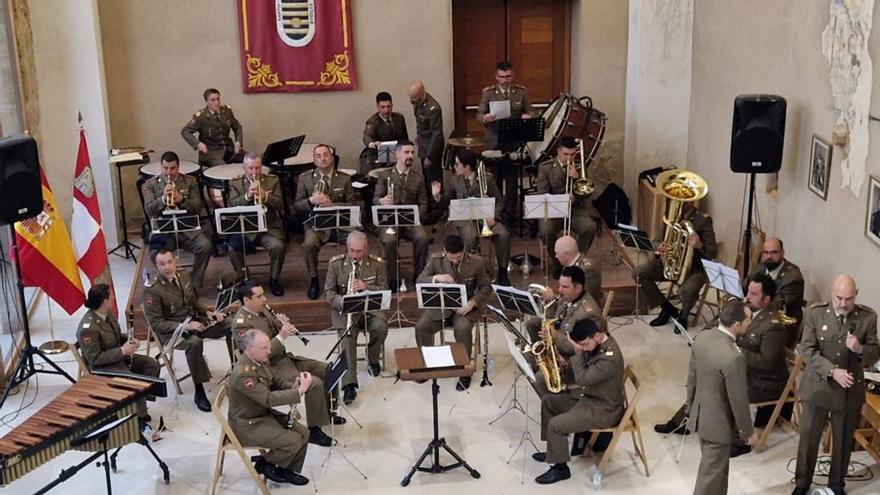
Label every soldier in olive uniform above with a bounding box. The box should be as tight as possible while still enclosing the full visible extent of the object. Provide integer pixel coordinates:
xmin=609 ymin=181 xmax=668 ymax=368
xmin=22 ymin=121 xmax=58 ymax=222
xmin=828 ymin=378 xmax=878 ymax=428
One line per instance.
xmin=634 ymin=201 xmax=717 ymax=330
xmin=535 ymin=137 xmax=598 ymax=259
xmin=408 ymin=81 xmax=444 ymax=187
xmin=414 ymin=235 xmax=491 ymax=390
xmin=324 ymin=231 xmax=388 ymax=404
xmin=141 ymin=151 xmax=212 ymax=288
xmin=76 ymin=284 xmax=160 ymax=422
xmin=686 ymin=301 xmax=759 ymax=495
xmin=231 ymin=281 xmax=344 ymax=447
xmin=431 ymin=149 xmax=511 ymax=285
xmin=143 ymin=249 xmax=232 ymax=412
xmin=228 ymin=330 xmax=309 ymax=485
xmin=793 ymin=275 xmax=879 ymax=495
xmin=294 ymin=144 xmax=356 ymax=300
xmin=540 ymin=235 xmax=603 ymax=305
xmin=746 ymin=237 xmax=805 ymax=347
xmin=180 ymin=88 xmax=244 ymax=167
xmin=374 ymin=141 xmax=429 ymax=289
xmin=476 ymin=61 xmax=534 ymax=151
xmin=528 ymin=265 xmax=605 ymax=357
xmin=226 ymin=153 xmax=287 ymax=297
xmin=359 ymin=91 xmax=409 ymax=176
xmin=531 ymin=319 xmax=625 ymax=485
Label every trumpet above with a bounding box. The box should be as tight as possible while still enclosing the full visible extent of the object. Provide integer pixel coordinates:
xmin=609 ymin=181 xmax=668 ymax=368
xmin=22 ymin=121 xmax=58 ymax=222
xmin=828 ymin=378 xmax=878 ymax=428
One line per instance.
xmin=476 ymin=161 xmax=494 ymax=238
xmin=385 ymin=176 xmax=396 ymax=235
xmin=313 ymin=170 xmax=331 ymax=197
xmin=248 ymin=173 xmax=265 ymax=208
xmin=562 ymin=138 xmax=595 ymax=235
xmin=772 ymin=310 xmax=797 ymax=326
xmin=162 ymin=174 xmax=179 ymax=210
xmin=265 ymin=304 xmax=309 ymax=345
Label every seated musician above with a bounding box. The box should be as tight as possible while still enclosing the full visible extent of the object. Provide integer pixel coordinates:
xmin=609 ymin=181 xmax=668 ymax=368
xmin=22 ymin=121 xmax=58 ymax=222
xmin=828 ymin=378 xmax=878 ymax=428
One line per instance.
xmin=358 ymin=91 xmax=409 ymax=176
xmin=535 ymin=137 xmax=597 ymax=264
xmin=324 ymin=231 xmax=388 ymax=405
xmin=531 ymin=319 xmax=625 ymax=485
xmin=294 ymin=143 xmax=356 ymax=300
xmin=633 ymin=201 xmax=716 ymax=330
xmin=374 ymin=140 xmax=429 ymax=291
xmin=430 ymin=149 xmax=511 ymax=286
xmin=226 ymin=153 xmax=287 ymax=296
xmin=76 ymin=284 xmax=160 ymax=428
xmin=231 ymin=281 xmax=344 ymax=447
xmin=527 ymin=266 xmax=604 ymax=352
xmin=229 ymin=329 xmax=310 ymax=486
xmin=746 ymin=237 xmax=805 ymax=347
xmin=180 ymin=88 xmax=244 ymax=167
xmin=142 ymin=249 xmax=232 ymax=412
xmin=540 ymin=235 xmax=602 ymax=305
xmin=140 ymin=151 xmax=212 ymax=289
xmin=414 ymin=235 xmax=491 ymax=391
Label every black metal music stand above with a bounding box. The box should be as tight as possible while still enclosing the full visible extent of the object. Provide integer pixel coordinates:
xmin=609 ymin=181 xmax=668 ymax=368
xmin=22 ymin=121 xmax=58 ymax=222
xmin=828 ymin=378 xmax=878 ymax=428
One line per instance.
xmin=215 ymin=206 xmax=267 ymax=280
xmin=316 ymin=350 xmax=368 ymax=484
xmin=308 ymin=206 xmax=362 ymax=244
xmin=373 ymin=205 xmax=420 ymax=327
xmin=109 ymin=153 xmax=150 ymax=260
xmin=498 ymin=118 xmax=545 ymax=232
xmin=149 ymin=211 xmax=200 ymax=265
xmin=260 ymin=135 xmax=305 ymax=167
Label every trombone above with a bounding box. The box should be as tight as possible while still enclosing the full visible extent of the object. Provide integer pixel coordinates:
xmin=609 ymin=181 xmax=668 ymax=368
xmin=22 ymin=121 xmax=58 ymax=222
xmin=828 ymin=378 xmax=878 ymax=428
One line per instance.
xmin=562 ymin=138 xmax=595 ymax=235
xmin=476 ymin=160 xmax=494 ymax=238
xmin=385 ymin=176 xmax=396 ymax=235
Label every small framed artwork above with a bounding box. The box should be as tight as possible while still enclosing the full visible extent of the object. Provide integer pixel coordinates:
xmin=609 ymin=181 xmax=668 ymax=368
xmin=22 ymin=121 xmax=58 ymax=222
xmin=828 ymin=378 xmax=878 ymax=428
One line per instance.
xmin=808 ymin=135 xmax=832 ymax=200
xmin=866 ymin=175 xmax=880 ymax=247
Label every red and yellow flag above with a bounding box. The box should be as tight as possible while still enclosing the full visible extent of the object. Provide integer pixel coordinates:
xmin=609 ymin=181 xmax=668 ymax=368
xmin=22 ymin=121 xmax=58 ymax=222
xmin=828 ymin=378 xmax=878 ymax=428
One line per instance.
xmin=14 ymin=169 xmax=85 ymax=315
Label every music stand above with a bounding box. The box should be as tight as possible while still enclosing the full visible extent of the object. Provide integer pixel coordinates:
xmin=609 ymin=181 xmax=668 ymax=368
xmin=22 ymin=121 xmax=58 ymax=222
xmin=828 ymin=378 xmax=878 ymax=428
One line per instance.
xmin=395 ymin=344 xmax=480 ymax=486
xmin=416 ymin=283 xmax=468 ymax=317
xmin=612 ymin=222 xmax=654 ymax=323
xmin=150 ymin=212 xmax=200 ymax=264
xmin=308 ymin=206 xmax=362 ymax=244
xmin=376 ymin=141 xmax=398 ymax=164
xmin=498 ymin=117 xmax=545 ymax=145
xmin=524 ymin=193 xmax=569 ymax=282
xmin=260 ymin=135 xmax=305 ymax=167
xmin=215 ymin=205 xmax=267 ymax=280
xmin=449 ymin=198 xmax=495 ymax=236
xmin=317 ymin=350 xmax=368 ymax=484
xmin=373 ymin=204 xmax=421 ymax=327
xmin=701 ymin=259 xmax=744 ymax=300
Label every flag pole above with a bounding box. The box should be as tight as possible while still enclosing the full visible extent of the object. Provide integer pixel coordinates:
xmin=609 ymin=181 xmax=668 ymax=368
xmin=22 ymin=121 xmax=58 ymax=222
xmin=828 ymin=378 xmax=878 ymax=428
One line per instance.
xmin=38 ymin=291 xmax=70 ymax=354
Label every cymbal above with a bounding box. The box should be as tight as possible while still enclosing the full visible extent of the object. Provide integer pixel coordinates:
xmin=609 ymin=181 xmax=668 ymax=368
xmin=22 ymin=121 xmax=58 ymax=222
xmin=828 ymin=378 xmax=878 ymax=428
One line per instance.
xmin=447 ymin=136 xmax=485 ymax=147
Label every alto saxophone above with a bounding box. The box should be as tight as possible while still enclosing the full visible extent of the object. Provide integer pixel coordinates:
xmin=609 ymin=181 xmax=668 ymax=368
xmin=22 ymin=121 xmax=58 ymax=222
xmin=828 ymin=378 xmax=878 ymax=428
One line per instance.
xmin=525 ymin=285 xmax=564 ymax=393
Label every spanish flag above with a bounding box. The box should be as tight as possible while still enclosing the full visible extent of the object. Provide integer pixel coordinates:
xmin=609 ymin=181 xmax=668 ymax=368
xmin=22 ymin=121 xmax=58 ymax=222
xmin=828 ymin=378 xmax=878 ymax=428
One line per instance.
xmin=14 ymin=169 xmax=85 ymax=315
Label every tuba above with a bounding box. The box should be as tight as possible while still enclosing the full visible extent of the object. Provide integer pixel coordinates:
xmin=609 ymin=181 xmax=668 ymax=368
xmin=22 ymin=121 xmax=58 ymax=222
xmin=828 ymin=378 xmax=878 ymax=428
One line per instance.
xmin=525 ymin=284 xmax=564 ymax=393
xmin=656 ymin=170 xmax=709 ymax=285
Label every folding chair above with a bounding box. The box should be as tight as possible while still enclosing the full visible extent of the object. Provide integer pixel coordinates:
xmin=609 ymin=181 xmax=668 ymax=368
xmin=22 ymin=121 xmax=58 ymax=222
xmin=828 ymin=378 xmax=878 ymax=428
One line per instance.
xmin=355 ymin=324 xmax=387 ymax=370
xmin=754 ymin=349 xmax=804 ymax=452
xmin=141 ymin=304 xmax=189 ymax=395
xmin=602 ymin=290 xmax=615 ymax=321
xmin=71 ymin=342 xmax=91 ymax=379
xmin=209 ymin=384 xmax=270 ymax=495
xmin=582 ymin=365 xmax=650 ymax=477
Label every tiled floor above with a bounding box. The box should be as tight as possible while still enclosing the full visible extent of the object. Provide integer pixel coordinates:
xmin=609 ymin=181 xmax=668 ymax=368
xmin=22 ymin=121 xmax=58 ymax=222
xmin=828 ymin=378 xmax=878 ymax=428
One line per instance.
xmin=1 ymin=257 xmax=879 ymax=494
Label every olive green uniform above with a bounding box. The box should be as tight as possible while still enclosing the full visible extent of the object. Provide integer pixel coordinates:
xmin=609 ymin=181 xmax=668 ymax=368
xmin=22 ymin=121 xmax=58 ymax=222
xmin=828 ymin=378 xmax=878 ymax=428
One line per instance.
xmin=568 ymin=254 xmax=602 ymax=307
xmin=374 ymin=166 xmax=429 ymax=282
xmin=736 ymin=304 xmax=788 ymax=403
xmin=76 ymin=309 xmax=160 ymax=419
xmin=226 ymin=173 xmax=287 ymax=280
xmin=794 ymin=302 xmax=879 ymax=493
xmin=228 ymin=353 xmax=309 ymax=473
xmin=476 ymin=84 xmax=533 ymax=150
xmin=535 ymin=157 xmax=598 ymax=257
xmin=411 ymin=92 xmax=444 ymax=184
xmin=293 ymin=169 xmax=356 ymax=280
xmin=142 ymin=174 xmax=212 ymax=288
xmin=181 ymin=105 xmax=244 ymax=166
xmin=324 ymin=254 xmax=388 ymax=387
xmin=748 ymin=259 xmax=805 ymax=347
xmin=358 ymin=112 xmax=408 ymax=175
xmin=540 ymin=336 xmax=625 ymax=465
xmin=142 ymin=271 xmax=231 ymax=385
xmin=527 ymin=292 xmax=605 ymax=359
xmin=414 ymin=253 xmax=491 ymax=358
xmin=231 ymin=307 xmax=331 ymax=428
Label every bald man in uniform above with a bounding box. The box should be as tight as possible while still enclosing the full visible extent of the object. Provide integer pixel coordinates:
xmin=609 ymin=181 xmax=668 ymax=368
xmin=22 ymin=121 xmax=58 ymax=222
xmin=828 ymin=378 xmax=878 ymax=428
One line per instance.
xmin=746 ymin=237 xmax=805 ymax=347
xmin=792 ymin=275 xmax=879 ymax=495
xmin=408 ymin=80 xmax=444 ymax=188
xmin=181 ymin=88 xmax=244 ymax=167
xmin=550 ymin=235 xmax=602 ymax=304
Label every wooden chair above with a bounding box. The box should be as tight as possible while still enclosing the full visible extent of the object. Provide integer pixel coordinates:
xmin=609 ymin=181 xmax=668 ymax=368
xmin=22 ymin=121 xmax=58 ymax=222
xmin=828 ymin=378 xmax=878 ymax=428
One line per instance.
xmin=437 ymin=315 xmax=483 ymax=368
xmin=209 ymin=384 xmax=270 ymax=495
xmin=602 ymin=290 xmax=615 ymax=321
xmin=141 ymin=304 xmax=189 ymax=394
xmin=753 ymin=349 xmax=804 ymax=452
xmin=355 ymin=325 xmax=387 ymax=370
xmin=581 ymin=365 xmax=650 ymax=477
xmin=71 ymin=342 xmax=91 ymax=379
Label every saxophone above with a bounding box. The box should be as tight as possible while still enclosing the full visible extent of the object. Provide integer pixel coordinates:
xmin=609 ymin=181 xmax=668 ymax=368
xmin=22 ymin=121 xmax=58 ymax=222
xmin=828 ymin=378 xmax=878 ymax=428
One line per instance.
xmin=525 ymin=285 xmax=564 ymax=393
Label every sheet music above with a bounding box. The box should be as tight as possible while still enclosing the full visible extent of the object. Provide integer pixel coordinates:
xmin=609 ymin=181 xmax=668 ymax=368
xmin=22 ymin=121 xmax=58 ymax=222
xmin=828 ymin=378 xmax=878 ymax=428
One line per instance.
xmin=449 ymin=197 xmax=495 ymax=221
xmin=489 ymin=100 xmax=511 ymax=119
xmin=523 ymin=194 xmax=569 ymax=220
xmin=505 ymin=332 xmax=536 ymax=382
xmin=421 ymin=345 xmax=456 ymax=368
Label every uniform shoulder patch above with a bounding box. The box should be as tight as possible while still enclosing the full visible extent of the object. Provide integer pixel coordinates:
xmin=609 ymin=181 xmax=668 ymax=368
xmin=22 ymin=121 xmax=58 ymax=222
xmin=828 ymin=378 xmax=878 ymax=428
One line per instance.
xmin=243 ymin=378 xmax=254 ymax=389
xmin=369 ymin=254 xmax=383 ymax=263
xmin=481 ymin=85 xmax=495 ymax=92
xmin=329 ymin=254 xmax=345 ymax=263
xmin=810 ymin=302 xmax=829 ymax=309
xmin=858 ymin=304 xmax=876 ymax=314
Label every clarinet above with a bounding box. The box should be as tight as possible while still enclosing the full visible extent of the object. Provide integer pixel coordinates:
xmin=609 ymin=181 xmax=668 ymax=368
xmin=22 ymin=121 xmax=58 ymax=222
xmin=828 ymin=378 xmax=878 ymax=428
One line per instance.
xmin=124 ymin=310 xmax=135 ymax=366
xmin=480 ymin=314 xmax=492 ymax=387
xmin=265 ymin=304 xmax=310 ymax=345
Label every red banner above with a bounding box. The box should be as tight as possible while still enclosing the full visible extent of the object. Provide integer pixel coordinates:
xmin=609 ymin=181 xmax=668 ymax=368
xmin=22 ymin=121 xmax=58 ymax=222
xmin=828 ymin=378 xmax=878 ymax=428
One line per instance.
xmin=237 ymin=0 xmax=357 ymax=93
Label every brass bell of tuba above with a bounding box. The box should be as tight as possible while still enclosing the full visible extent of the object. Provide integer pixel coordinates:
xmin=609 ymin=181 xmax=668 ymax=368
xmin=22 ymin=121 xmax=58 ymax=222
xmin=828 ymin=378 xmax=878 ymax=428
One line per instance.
xmin=655 ymin=169 xmax=708 ymax=286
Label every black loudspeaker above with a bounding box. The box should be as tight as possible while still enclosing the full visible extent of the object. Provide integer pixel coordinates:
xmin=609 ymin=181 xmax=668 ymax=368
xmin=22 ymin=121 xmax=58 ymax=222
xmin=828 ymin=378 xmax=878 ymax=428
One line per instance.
xmin=0 ymin=135 xmax=43 ymax=225
xmin=730 ymin=94 xmax=786 ymax=173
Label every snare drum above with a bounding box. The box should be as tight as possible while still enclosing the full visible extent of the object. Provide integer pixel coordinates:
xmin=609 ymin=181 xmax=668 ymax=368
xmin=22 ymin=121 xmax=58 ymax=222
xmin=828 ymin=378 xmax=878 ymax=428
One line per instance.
xmin=138 ymin=161 xmax=200 ymax=181
xmin=526 ymin=94 xmax=607 ymax=166
xmin=202 ymin=163 xmax=274 ymax=207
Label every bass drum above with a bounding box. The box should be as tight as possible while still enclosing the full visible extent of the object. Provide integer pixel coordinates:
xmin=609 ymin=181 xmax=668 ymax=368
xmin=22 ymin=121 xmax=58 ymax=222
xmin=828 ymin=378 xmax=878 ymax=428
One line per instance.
xmin=526 ymin=94 xmax=607 ymax=167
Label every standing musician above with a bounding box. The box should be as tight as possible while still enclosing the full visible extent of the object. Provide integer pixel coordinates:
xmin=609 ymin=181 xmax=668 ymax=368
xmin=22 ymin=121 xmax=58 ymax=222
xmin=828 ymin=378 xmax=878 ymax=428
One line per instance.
xmin=531 ymin=319 xmax=625 ymax=485
xmin=542 ymin=235 xmax=603 ymax=305
xmin=408 ymin=80 xmax=445 ymax=188
xmin=141 ymin=151 xmax=212 ymax=289
xmin=227 ymin=153 xmax=287 ymax=297
xmin=528 ymin=265 xmax=605 ymax=355
xmin=359 ymin=91 xmax=409 ymax=176
xmin=633 ymin=202 xmax=716 ymax=330
xmin=324 ymin=231 xmax=389 ymax=405
xmin=746 ymin=237 xmax=805 ymax=347
xmin=231 ymin=281 xmax=345 ymax=447
xmin=430 ymin=149 xmax=511 ymax=286
xmin=294 ymin=143 xmax=356 ymax=300
xmin=180 ymin=88 xmax=244 ymax=167
xmin=374 ymin=140 xmax=429 ymax=291
xmin=793 ymin=275 xmax=878 ymax=495
xmin=77 ymin=284 xmax=160 ymax=428
xmin=414 ymin=235 xmax=491 ymax=391
xmin=535 ymin=137 xmax=598 ymax=262
xmin=143 ymin=249 xmax=232 ymax=412
xmin=228 ymin=330 xmax=310 ymax=486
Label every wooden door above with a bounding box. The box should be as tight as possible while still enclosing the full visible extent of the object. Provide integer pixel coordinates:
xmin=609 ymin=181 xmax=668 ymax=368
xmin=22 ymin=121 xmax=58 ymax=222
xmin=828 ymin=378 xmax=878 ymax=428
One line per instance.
xmin=451 ymin=0 xmax=571 ymax=140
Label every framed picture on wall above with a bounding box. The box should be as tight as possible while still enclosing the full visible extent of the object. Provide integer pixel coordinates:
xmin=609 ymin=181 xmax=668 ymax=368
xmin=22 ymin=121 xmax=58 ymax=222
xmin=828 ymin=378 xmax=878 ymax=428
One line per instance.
xmin=808 ymin=135 xmax=832 ymax=200
xmin=866 ymin=175 xmax=880 ymax=247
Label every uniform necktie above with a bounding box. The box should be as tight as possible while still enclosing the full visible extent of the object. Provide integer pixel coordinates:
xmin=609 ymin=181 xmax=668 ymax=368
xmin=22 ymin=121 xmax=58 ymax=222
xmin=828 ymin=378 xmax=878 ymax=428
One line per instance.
xmin=401 ymin=171 xmax=408 ymax=185
xmin=838 ymin=314 xmax=846 ymax=329
xmin=352 ymin=260 xmax=360 ymax=279
xmin=465 ymin=177 xmax=472 ymax=193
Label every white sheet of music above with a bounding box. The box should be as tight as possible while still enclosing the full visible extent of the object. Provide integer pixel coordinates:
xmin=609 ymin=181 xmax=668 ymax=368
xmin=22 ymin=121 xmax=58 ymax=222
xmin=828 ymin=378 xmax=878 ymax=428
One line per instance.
xmin=489 ymin=100 xmax=511 ymax=119
xmin=421 ymin=345 xmax=455 ymax=368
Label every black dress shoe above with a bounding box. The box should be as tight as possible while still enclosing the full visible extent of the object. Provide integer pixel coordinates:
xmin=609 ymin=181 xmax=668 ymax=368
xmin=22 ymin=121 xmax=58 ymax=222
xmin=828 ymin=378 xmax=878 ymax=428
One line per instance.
xmin=456 ymin=377 xmax=471 ymax=391
xmin=729 ymin=443 xmax=751 ymax=458
xmin=496 ymin=272 xmax=511 ymax=287
xmin=368 ymin=362 xmax=381 ymax=377
xmin=269 ymin=278 xmax=285 ymax=297
xmin=254 ymin=459 xmax=289 ymax=484
xmin=306 ymin=277 xmax=319 ymax=300
xmin=194 ymin=391 xmax=212 ymax=412
xmin=343 ymin=384 xmax=357 ymax=405
xmin=535 ymin=463 xmax=571 ymax=484
xmin=283 ymin=468 xmax=309 ymax=486
xmin=330 ymin=414 xmax=347 ymax=425
xmin=828 ymin=486 xmax=846 ymax=495
xmin=532 ymin=452 xmax=546 ymax=463
xmin=654 ymin=420 xmax=690 ymax=435
xmin=308 ymin=427 xmax=333 ymax=447
xmin=649 ymin=304 xmax=680 ymax=327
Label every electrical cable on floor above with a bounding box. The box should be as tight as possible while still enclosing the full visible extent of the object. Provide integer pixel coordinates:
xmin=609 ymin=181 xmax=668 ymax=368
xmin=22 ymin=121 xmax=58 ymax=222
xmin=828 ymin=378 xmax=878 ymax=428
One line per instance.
xmin=785 ymin=455 xmax=874 ymax=483
xmin=0 ymin=367 xmax=39 ymax=430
